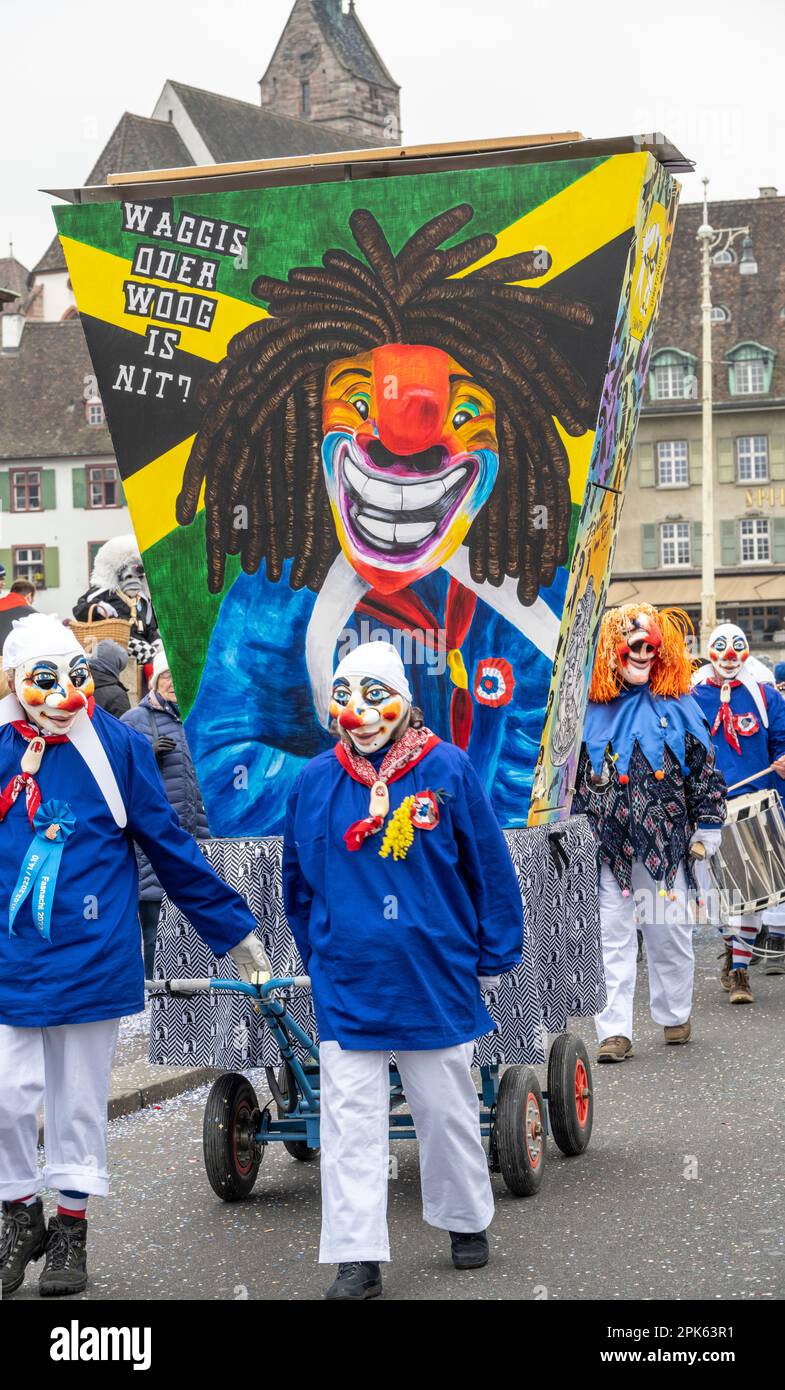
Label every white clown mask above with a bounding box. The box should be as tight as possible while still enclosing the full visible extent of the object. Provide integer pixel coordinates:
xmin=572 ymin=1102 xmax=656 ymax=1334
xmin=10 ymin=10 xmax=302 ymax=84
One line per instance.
xmin=616 ymin=611 xmax=663 ymax=687
xmin=707 ymin=623 xmax=749 ymax=683
xmin=3 ymin=615 xmax=93 ymax=736
xmin=330 ymin=640 xmax=412 ymax=756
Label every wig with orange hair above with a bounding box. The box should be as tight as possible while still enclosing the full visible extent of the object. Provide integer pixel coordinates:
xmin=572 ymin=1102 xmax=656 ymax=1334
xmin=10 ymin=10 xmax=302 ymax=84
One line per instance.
xmin=588 ymin=603 xmax=695 ymax=703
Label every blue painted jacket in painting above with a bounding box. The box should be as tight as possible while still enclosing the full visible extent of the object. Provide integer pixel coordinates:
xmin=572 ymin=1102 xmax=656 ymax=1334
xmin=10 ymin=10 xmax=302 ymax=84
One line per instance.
xmin=691 ymin=679 xmax=785 ymax=798
xmin=282 ymin=739 xmax=524 ymax=1051
xmin=0 ymin=706 xmax=257 ymax=1027
xmin=186 ymin=561 xmax=567 ymax=837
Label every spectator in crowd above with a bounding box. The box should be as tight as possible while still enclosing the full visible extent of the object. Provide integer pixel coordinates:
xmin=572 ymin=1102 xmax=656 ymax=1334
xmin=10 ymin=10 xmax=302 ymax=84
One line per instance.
xmin=121 ymin=648 xmax=209 ymax=978
xmin=0 ymin=583 xmax=38 ymax=686
xmin=88 ymin=640 xmax=131 ymax=719
xmin=775 ymin=661 xmax=785 ymax=695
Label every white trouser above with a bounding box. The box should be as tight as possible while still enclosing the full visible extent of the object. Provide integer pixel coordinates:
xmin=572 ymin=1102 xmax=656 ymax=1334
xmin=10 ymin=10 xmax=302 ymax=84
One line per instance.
xmin=0 ymin=1019 xmax=120 ymax=1201
xmin=596 ymin=862 xmax=694 ymax=1042
xmin=318 ymin=1039 xmax=494 ymax=1264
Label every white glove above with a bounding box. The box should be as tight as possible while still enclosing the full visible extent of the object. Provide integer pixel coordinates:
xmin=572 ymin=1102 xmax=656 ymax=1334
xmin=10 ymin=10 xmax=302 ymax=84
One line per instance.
xmin=229 ymin=931 xmax=273 ymax=985
xmin=478 ymin=975 xmax=501 ymax=993
xmin=96 ymin=601 xmax=118 ymax=618
xmin=690 ymin=828 xmax=722 ymax=859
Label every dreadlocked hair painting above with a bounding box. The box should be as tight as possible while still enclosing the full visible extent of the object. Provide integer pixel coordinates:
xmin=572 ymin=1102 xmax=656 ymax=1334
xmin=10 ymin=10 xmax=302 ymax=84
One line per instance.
xmin=176 ymin=203 xmax=595 ymax=601
xmin=589 ymin=604 xmax=695 ymax=703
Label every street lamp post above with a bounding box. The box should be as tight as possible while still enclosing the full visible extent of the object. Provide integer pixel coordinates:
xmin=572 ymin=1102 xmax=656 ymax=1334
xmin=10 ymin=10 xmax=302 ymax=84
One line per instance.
xmin=696 ymin=177 xmax=750 ymax=653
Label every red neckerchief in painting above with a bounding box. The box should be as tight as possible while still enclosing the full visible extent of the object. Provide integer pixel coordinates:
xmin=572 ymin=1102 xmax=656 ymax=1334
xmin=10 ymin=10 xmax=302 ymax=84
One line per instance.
xmin=0 ymin=696 xmax=95 ymax=827
xmin=335 ymin=725 xmax=440 ymax=850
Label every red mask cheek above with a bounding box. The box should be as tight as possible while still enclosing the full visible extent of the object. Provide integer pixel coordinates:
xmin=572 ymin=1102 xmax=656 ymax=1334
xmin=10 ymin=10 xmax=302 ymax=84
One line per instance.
xmin=616 ymin=642 xmax=631 ymax=666
xmin=647 ymin=622 xmax=663 ymax=651
xmin=20 ymin=684 xmax=46 ymax=707
xmin=382 ymin=701 xmax=402 ymax=722
xmin=740 ymin=650 xmax=749 ymax=662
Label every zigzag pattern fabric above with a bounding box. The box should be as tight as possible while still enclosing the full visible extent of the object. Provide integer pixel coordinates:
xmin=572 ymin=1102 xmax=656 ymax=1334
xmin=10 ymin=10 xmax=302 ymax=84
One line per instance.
xmin=149 ymin=821 xmax=605 ymax=1069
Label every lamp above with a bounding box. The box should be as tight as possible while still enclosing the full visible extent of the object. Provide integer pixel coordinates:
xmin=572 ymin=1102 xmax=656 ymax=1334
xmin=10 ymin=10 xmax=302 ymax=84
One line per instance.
xmin=739 ymin=235 xmax=758 ymax=275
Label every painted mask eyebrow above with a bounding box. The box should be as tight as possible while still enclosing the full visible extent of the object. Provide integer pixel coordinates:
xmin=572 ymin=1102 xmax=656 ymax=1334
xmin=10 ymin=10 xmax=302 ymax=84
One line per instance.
xmin=329 ymin=367 xmax=372 ymax=387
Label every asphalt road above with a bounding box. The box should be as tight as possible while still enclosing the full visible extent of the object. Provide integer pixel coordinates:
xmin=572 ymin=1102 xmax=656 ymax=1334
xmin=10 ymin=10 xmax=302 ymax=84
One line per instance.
xmin=11 ymin=927 xmax=785 ymax=1302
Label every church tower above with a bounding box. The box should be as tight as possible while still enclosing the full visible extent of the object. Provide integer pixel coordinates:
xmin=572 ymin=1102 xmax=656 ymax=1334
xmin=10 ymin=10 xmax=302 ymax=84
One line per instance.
xmin=259 ymin=0 xmax=401 ymax=146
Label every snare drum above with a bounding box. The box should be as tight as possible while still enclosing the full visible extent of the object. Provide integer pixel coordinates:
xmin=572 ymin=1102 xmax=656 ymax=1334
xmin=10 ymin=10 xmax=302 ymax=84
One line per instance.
xmin=710 ymin=789 xmax=785 ymax=914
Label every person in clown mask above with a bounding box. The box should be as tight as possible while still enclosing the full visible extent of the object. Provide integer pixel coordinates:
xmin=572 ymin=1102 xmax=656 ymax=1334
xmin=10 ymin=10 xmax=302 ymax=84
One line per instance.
xmin=0 ymin=615 xmax=268 ymax=1299
xmin=692 ymin=623 xmax=785 ymax=999
xmin=573 ymin=604 xmax=725 ymax=1062
xmin=282 ymin=639 xmax=523 ymax=1301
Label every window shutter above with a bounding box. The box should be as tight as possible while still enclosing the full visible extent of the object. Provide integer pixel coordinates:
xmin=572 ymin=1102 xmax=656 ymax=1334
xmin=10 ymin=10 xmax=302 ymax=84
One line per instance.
xmin=689 ymin=440 xmax=701 ymax=485
xmin=117 ymin=473 xmax=127 ymax=507
xmin=769 ymin=435 xmax=785 ymax=481
xmin=641 ymin=523 xmax=658 ymax=569
xmin=0 ymin=472 xmax=10 ymax=514
xmin=638 ymin=442 xmax=655 ymax=487
xmin=720 ymin=519 xmax=737 ymax=566
xmin=692 ymin=521 xmax=703 ymax=567
xmin=44 ymin=547 xmax=59 ymax=590
xmin=717 ymin=439 xmax=735 ymax=484
xmin=0 ymin=548 xmax=12 ymax=577
xmin=41 ymin=469 xmax=57 ymax=510
xmin=772 ymin=518 xmax=785 ymax=564
xmin=72 ymin=467 xmax=87 ymax=509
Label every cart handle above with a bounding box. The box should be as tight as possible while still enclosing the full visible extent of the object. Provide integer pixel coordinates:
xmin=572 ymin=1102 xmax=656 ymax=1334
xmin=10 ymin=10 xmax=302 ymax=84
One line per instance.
xmin=145 ymin=976 xmax=311 ymax=998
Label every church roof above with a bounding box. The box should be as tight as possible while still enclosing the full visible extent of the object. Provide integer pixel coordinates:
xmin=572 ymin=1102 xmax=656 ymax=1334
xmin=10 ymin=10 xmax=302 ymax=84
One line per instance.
xmin=311 ymin=1 xmax=399 ymax=90
xmin=0 ymin=322 xmax=113 ymax=461
xmin=166 ymin=80 xmax=363 ymax=163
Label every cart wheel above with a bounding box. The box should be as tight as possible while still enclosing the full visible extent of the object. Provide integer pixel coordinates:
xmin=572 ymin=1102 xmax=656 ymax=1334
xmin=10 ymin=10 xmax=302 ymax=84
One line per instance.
xmin=547 ymin=1034 xmax=593 ymax=1156
xmin=494 ymin=1066 xmax=546 ymax=1196
xmin=203 ymin=1073 xmax=263 ymax=1201
xmin=277 ymin=1064 xmax=320 ymax=1162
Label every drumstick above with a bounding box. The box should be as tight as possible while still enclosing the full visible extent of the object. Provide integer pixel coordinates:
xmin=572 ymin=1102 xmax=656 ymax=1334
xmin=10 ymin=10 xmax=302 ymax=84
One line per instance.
xmin=726 ymin=764 xmax=777 ymax=793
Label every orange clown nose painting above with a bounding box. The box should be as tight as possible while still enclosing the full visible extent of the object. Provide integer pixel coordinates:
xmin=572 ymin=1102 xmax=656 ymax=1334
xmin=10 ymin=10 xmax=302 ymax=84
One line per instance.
xmin=54 ymin=140 xmax=680 ymax=835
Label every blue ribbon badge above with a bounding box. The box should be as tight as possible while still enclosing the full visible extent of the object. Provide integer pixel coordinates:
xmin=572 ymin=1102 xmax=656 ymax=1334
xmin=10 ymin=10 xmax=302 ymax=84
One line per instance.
xmin=9 ymin=801 xmax=76 ymax=942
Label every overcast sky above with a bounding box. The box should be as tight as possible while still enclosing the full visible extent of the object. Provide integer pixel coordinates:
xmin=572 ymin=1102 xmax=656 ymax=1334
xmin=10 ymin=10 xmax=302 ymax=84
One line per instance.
xmin=3 ymin=0 xmax=784 ymax=270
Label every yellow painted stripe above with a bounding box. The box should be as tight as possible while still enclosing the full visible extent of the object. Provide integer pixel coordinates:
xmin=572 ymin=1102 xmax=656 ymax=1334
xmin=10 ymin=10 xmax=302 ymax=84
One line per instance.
xmin=123 ymin=434 xmax=201 ymax=554
xmin=456 ymin=152 xmax=646 ymax=285
xmin=59 ymin=235 xmax=266 ymax=362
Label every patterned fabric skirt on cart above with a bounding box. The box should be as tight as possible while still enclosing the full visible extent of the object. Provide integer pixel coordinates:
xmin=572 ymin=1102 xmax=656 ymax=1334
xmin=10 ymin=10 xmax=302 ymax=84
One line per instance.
xmin=149 ymin=817 xmax=605 ymax=1069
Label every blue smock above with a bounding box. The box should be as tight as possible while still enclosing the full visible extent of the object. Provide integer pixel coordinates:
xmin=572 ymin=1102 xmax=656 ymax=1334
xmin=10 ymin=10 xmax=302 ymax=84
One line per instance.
xmin=692 ymin=680 xmax=785 ymax=798
xmin=282 ymin=738 xmax=524 ymax=1051
xmin=0 ymin=706 xmax=257 ymax=1027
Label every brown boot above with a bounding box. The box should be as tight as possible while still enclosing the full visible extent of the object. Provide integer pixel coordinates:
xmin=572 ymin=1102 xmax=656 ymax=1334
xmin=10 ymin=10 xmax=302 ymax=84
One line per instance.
xmin=596 ymin=1035 xmax=633 ymax=1063
xmin=664 ymin=1019 xmax=691 ymax=1045
xmin=728 ymin=968 xmax=754 ymax=1004
xmin=719 ymin=943 xmax=733 ymax=991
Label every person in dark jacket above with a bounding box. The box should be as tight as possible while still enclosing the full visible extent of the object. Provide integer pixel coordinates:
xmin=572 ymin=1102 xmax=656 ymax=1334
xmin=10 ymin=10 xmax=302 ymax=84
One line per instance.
xmin=88 ymin=641 xmax=131 ymax=719
xmin=121 ymin=647 xmax=209 ymax=977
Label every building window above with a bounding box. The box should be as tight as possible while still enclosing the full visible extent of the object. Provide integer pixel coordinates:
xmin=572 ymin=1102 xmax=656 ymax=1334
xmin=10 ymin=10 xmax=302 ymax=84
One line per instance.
xmin=656 ymin=440 xmax=689 ymax=487
xmin=86 ymin=400 xmax=105 ymax=426
xmin=711 ymin=304 xmax=730 ymax=323
xmin=739 ymin=518 xmax=771 ymax=564
xmin=301 ymin=80 xmax=310 ymax=115
xmin=654 ymin=362 xmax=687 ymax=399
xmin=713 ymin=248 xmax=736 ymax=265
xmin=10 ymin=468 xmax=42 ymax=512
xmin=736 ymin=435 xmax=769 ymax=483
xmin=728 ymin=341 xmax=774 ymax=396
xmin=13 ymin=546 xmax=46 ymax=588
xmin=649 ymin=348 xmax=697 ymax=402
xmin=661 ymin=522 xmax=692 ymax=567
xmin=87 ymin=464 xmax=119 ymax=509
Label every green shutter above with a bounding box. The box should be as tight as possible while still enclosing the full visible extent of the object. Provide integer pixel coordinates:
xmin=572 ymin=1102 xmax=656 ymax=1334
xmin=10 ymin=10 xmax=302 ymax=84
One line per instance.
xmin=772 ymin=518 xmax=785 ymax=564
xmin=638 ymin=442 xmax=655 ymax=487
xmin=717 ymin=439 xmax=735 ymax=484
xmin=0 ymin=548 xmax=12 ymax=578
xmin=41 ymin=469 xmax=56 ymax=510
xmin=720 ymin=519 xmax=737 ymax=566
xmin=0 ymin=472 xmax=10 ymax=514
xmin=692 ymin=521 xmax=703 ymax=567
xmin=641 ymin=523 xmax=658 ymax=570
xmin=44 ymin=547 xmax=59 ymax=590
xmin=769 ymin=435 xmax=785 ymax=481
xmin=72 ymin=467 xmax=87 ymax=509
xmin=689 ymin=440 xmax=701 ymax=485
xmin=117 ymin=473 xmax=127 ymax=507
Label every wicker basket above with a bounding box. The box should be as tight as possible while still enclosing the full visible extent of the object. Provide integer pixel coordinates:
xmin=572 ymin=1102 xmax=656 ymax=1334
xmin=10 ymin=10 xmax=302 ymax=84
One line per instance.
xmin=71 ymin=606 xmax=132 ymax=654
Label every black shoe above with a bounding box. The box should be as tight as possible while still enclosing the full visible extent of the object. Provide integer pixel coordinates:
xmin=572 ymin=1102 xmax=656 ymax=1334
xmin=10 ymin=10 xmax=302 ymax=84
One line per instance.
xmin=765 ymin=936 xmax=785 ymax=976
xmin=39 ymin=1215 xmax=88 ymax=1297
xmin=0 ymin=1198 xmax=47 ymax=1295
xmin=450 ymin=1230 xmax=490 ymax=1270
xmin=324 ymin=1261 xmax=383 ymax=1300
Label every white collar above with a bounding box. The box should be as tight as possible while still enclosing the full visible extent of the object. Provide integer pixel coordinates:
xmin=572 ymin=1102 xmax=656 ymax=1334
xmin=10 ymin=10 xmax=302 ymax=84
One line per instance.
xmin=0 ymin=693 xmax=127 ymax=827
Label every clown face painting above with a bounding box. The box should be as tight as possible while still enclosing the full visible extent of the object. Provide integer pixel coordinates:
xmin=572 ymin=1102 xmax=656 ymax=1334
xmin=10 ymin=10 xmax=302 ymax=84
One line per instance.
xmin=56 ymin=146 xmax=679 ymax=836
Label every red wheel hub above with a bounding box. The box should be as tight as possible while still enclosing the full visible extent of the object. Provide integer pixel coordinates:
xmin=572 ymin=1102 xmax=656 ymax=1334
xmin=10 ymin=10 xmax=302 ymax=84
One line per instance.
xmin=574 ymin=1059 xmax=590 ymax=1127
